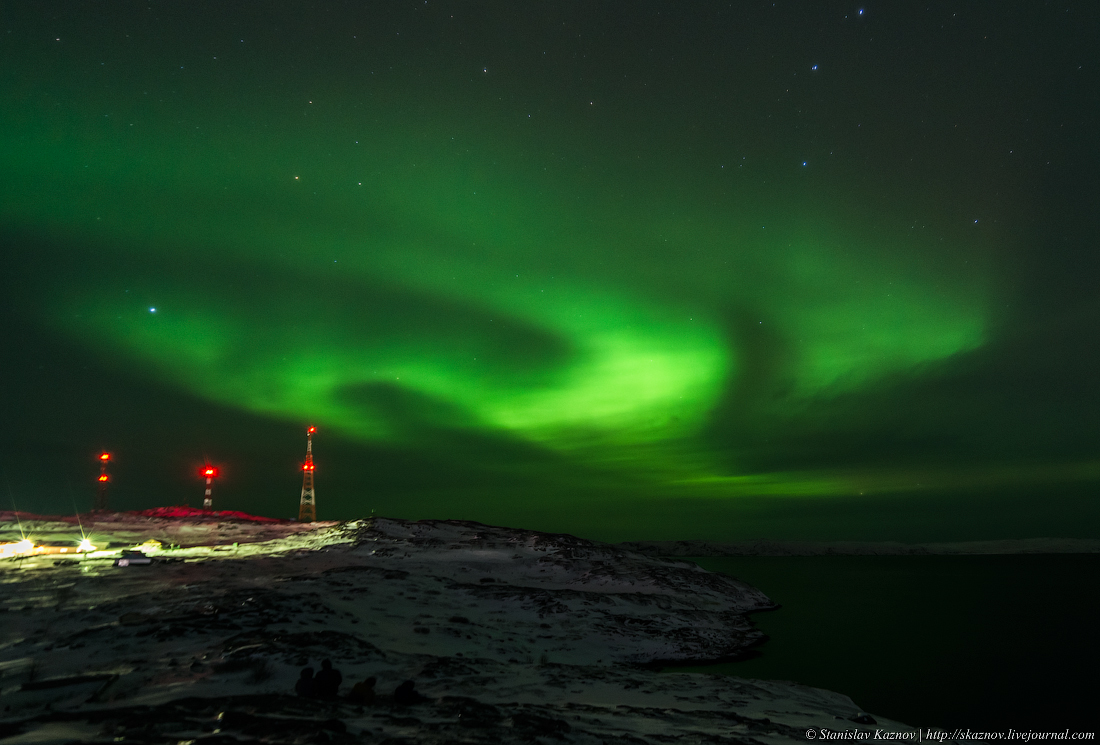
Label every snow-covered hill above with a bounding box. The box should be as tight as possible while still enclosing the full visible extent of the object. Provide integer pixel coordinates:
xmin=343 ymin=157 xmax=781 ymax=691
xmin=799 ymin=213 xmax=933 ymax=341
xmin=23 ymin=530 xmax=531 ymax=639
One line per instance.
xmin=0 ymin=513 xmax=916 ymax=743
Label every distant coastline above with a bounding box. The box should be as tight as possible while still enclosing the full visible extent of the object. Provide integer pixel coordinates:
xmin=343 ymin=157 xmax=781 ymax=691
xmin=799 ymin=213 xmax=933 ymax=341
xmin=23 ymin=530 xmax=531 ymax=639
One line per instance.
xmin=618 ymin=537 xmax=1100 ymax=556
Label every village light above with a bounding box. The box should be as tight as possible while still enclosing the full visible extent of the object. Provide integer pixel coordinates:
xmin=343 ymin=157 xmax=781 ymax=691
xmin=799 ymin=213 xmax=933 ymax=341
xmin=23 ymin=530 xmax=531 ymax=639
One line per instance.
xmin=1 ymin=539 xmax=35 ymax=558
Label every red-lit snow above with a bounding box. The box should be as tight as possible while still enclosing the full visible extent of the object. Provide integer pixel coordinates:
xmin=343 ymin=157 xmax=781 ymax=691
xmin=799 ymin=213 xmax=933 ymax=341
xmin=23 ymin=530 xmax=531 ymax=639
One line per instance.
xmin=134 ymin=506 xmax=289 ymax=523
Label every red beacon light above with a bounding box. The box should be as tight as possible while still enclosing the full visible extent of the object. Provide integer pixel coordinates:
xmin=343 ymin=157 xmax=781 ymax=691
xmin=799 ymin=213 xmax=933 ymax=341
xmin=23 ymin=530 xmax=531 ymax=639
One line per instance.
xmin=302 ymin=462 xmax=315 ymax=471
xmin=95 ymin=451 xmax=112 ymax=510
xmin=308 ymin=426 xmax=317 ymax=434
xmin=199 ymin=465 xmax=219 ymax=509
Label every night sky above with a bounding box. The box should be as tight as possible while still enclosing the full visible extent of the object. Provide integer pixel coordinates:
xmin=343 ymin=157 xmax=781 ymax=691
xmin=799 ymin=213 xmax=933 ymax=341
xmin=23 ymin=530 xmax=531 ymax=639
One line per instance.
xmin=2 ymin=1 xmax=1097 ymax=542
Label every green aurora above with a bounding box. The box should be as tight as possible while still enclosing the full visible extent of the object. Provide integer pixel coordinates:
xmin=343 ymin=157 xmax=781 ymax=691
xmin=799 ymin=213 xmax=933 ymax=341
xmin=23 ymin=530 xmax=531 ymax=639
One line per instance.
xmin=1 ymin=2 xmax=1097 ymax=540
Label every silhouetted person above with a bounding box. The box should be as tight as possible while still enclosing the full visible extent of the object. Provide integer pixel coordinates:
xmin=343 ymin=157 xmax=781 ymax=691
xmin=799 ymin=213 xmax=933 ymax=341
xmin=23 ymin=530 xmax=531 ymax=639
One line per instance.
xmin=393 ymin=679 xmax=424 ymax=706
xmin=314 ymin=658 xmax=342 ymax=700
xmin=295 ymin=667 xmax=316 ymax=698
xmin=349 ymin=676 xmax=376 ymax=704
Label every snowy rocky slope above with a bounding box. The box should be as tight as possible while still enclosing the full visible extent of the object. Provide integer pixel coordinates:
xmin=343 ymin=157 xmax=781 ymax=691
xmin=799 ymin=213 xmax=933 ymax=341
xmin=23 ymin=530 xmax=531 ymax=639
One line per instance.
xmin=0 ymin=512 xmax=917 ymax=743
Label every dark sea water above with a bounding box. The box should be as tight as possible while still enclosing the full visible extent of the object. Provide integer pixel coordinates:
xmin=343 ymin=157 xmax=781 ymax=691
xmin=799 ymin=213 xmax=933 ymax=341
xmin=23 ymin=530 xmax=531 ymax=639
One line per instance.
xmin=671 ymin=555 xmax=1100 ymax=731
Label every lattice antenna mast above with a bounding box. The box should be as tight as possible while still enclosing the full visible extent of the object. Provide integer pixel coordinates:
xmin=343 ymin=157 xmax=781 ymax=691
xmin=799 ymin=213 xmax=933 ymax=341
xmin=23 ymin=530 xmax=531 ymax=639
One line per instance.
xmin=95 ymin=452 xmax=111 ymax=511
xmin=298 ymin=426 xmax=317 ymax=522
xmin=200 ymin=465 xmax=219 ymax=510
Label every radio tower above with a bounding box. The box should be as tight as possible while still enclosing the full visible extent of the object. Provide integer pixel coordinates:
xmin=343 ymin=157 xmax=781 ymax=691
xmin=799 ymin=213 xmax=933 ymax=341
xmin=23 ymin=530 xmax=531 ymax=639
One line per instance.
xmin=94 ymin=452 xmax=111 ymax=511
xmin=298 ymin=427 xmax=317 ymax=522
xmin=201 ymin=465 xmax=219 ymax=509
